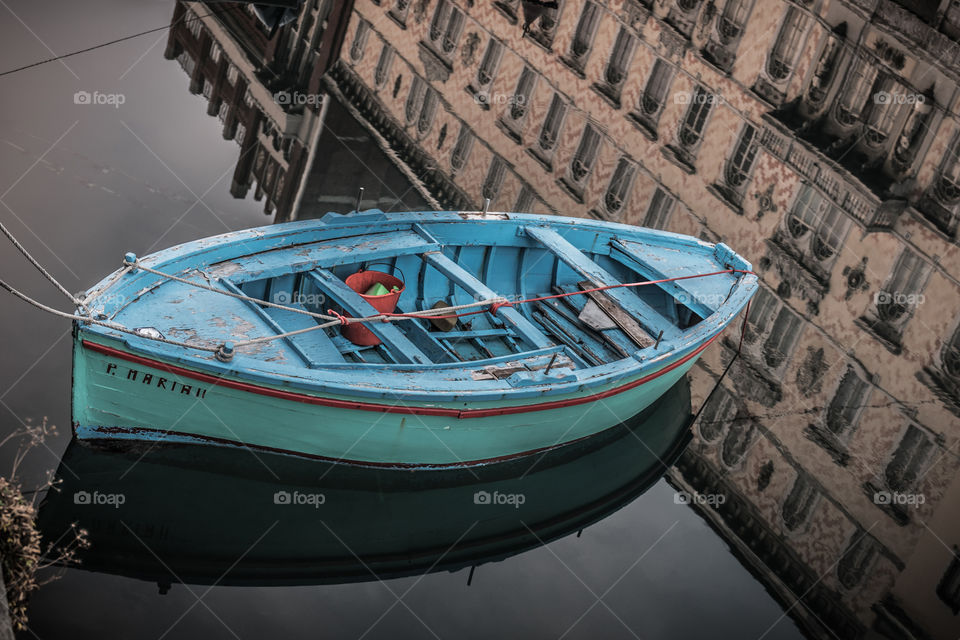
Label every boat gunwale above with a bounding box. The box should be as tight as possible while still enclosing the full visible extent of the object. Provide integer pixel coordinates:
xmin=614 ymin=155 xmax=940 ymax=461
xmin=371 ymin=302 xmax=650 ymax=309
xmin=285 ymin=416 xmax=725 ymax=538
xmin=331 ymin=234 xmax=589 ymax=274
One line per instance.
xmin=80 ymin=211 xmax=730 ymax=307
xmin=80 ymin=329 xmax=716 ymax=416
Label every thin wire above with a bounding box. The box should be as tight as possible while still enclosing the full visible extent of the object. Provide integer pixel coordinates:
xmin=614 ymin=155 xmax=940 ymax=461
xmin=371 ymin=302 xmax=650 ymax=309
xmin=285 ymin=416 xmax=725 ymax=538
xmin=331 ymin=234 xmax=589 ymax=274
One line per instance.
xmin=4 ymin=242 xmax=755 ymax=355
xmin=132 ymin=262 xmax=341 ymax=322
xmin=130 ymin=260 xmax=510 ymax=323
xmin=690 ymin=299 xmax=751 ymax=428
xmin=0 ymin=9 xmax=226 ymax=78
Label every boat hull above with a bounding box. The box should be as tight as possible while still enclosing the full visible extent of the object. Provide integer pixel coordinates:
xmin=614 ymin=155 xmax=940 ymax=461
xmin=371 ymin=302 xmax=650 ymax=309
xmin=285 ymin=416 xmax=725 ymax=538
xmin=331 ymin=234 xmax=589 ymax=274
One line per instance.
xmin=72 ymin=335 xmax=704 ymax=467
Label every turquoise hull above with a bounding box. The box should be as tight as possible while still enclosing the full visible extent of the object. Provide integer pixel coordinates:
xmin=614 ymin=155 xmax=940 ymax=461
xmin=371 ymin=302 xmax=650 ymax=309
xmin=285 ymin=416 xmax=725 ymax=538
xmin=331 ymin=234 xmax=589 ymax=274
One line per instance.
xmin=72 ymin=332 xmax=703 ymax=467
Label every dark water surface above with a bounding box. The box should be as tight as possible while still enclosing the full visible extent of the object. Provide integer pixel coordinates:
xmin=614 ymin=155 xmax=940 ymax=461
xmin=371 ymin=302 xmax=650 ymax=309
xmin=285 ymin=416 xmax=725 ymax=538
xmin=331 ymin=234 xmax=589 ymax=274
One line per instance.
xmin=4 ymin=1 xmax=952 ymax=639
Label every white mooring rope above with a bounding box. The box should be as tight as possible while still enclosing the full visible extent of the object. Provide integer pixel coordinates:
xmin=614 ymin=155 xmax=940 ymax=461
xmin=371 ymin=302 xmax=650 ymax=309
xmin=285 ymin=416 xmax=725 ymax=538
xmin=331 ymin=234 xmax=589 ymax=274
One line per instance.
xmin=0 ymin=220 xmax=80 ymax=305
xmin=0 ymin=276 xmax=220 ymax=353
xmin=3 ymin=230 xmax=740 ymax=362
xmin=1 ymin=245 xmax=509 ymax=359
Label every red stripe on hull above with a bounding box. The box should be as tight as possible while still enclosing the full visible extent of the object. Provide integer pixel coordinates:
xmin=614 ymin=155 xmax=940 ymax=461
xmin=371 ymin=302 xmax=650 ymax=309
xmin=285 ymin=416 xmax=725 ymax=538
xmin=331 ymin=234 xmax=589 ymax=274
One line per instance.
xmin=80 ymin=334 xmax=717 ymax=418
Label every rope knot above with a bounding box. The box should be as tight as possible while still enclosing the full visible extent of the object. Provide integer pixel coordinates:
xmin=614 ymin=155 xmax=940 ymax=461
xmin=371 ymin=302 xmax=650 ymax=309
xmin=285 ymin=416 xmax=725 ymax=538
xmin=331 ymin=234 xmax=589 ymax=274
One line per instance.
xmin=490 ymin=299 xmax=513 ymax=315
xmin=216 ymin=341 xmax=235 ymax=362
xmin=328 ymin=309 xmax=349 ymax=326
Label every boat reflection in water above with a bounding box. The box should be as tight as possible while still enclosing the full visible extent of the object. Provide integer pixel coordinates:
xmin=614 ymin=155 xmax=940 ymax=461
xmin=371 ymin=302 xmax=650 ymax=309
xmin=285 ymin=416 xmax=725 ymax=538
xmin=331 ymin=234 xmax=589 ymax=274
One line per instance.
xmin=40 ymin=378 xmax=692 ymax=588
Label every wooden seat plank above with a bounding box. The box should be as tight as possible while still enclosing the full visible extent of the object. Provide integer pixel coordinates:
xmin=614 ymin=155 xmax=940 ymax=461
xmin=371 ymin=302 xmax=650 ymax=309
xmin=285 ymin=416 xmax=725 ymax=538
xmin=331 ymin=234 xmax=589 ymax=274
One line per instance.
xmin=210 ymin=230 xmax=440 ymax=284
xmin=610 ymin=238 xmax=737 ymax=318
xmin=263 ymin=305 xmax=346 ymax=366
xmin=308 ymin=270 xmax=432 ymax=365
xmin=523 ymin=226 xmax=681 ymax=343
xmin=420 ymin=251 xmax=554 ymax=351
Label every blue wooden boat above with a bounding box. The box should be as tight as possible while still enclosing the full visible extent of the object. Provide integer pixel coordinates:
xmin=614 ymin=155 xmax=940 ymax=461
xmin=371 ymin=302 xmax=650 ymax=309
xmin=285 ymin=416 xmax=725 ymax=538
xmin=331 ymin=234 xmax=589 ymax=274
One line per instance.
xmin=72 ymin=210 xmax=757 ymax=467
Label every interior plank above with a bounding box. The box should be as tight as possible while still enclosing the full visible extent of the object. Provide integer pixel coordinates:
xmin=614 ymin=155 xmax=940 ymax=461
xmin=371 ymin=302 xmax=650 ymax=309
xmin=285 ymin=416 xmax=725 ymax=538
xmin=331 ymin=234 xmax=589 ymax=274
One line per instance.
xmin=523 ymin=226 xmax=681 ymax=343
xmin=308 ymin=270 xmax=432 ymax=365
xmin=420 ymin=250 xmax=555 ymax=351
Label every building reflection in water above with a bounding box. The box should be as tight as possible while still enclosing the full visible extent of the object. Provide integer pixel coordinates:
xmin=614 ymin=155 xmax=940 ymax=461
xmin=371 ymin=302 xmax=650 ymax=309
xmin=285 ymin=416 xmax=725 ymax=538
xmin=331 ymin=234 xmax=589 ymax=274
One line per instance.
xmin=164 ymin=0 xmax=960 ymax=637
xmin=163 ymin=0 xmax=353 ymax=221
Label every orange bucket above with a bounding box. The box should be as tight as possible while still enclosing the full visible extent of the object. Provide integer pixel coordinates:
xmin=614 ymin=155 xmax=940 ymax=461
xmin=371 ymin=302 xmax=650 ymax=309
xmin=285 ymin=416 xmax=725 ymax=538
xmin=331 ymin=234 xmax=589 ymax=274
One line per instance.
xmin=341 ymin=269 xmax=405 ymax=346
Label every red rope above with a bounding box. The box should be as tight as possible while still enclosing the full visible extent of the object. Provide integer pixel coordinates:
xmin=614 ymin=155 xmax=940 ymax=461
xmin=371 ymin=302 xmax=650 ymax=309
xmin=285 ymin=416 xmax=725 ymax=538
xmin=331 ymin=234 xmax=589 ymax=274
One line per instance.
xmin=327 ymin=309 xmax=349 ymax=325
xmin=490 ymin=300 xmax=513 ymax=315
xmin=381 ymin=268 xmax=756 ymax=323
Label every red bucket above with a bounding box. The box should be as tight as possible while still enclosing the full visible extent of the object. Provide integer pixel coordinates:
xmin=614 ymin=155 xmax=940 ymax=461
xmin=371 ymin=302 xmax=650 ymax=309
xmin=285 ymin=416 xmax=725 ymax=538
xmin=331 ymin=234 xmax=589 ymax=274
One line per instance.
xmin=341 ymin=269 xmax=405 ymax=346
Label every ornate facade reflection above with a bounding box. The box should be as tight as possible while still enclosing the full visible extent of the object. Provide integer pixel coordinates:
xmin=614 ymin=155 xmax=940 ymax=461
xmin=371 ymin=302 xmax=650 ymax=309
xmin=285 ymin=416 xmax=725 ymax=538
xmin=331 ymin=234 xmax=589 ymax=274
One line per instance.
xmin=325 ymin=2 xmax=960 ymax=637
xmin=167 ymin=0 xmax=960 ymax=637
xmin=163 ymin=1 xmax=355 ymax=221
